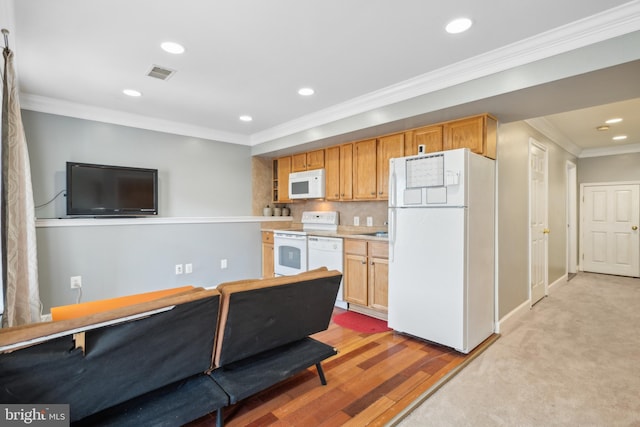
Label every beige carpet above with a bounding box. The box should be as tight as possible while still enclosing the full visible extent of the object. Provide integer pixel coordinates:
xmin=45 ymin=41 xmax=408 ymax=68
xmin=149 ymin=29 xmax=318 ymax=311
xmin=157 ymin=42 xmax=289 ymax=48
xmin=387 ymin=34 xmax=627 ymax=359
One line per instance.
xmin=395 ymin=272 xmax=640 ymax=426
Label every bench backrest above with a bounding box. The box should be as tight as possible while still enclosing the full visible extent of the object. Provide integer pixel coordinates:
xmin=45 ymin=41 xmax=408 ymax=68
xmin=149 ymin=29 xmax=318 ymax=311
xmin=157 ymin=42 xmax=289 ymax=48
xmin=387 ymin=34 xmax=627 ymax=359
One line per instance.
xmin=213 ymin=269 xmax=342 ymax=368
xmin=0 ymin=288 xmax=220 ymax=422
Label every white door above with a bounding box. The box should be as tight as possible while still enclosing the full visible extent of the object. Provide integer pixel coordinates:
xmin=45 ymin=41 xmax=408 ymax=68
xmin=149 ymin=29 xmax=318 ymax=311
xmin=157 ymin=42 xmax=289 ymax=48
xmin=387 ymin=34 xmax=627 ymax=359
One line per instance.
xmin=529 ymin=141 xmax=548 ymax=305
xmin=582 ymin=184 xmax=640 ymax=277
xmin=566 ymin=161 xmax=578 ymax=274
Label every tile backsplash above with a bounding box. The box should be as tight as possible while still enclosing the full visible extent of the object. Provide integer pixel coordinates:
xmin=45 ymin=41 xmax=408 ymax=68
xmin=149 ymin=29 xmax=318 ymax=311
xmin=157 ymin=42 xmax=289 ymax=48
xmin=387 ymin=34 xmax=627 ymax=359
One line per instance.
xmin=281 ymin=200 xmax=388 ymax=228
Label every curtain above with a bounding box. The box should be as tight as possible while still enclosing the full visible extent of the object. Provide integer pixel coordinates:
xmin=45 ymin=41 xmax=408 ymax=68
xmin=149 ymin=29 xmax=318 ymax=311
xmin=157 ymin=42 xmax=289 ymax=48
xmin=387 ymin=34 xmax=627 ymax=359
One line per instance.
xmin=1 ymin=46 xmax=41 ymax=327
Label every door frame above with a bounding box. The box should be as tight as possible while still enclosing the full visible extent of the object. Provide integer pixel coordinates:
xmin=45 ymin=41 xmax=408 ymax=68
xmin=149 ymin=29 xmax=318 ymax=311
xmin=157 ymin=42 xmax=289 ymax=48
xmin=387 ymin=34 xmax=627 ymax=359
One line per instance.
xmin=579 ymin=180 xmax=640 ymax=274
xmin=528 ymin=138 xmax=549 ymax=305
xmin=566 ymin=161 xmax=578 ymax=275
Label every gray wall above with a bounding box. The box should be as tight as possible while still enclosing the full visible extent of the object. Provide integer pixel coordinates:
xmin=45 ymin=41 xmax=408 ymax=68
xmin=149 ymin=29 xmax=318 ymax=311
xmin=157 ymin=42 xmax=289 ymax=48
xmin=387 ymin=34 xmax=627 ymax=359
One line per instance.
xmin=496 ymin=121 xmax=577 ymax=318
xmin=37 ymin=222 xmax=261 ymax=311
xmin=23 ymin=110 xmax=252 ymax=218
xmin=578 ymin=153 xmax=640 ymax=184
xmin=23 ymin=111 xmax=261 ymax=311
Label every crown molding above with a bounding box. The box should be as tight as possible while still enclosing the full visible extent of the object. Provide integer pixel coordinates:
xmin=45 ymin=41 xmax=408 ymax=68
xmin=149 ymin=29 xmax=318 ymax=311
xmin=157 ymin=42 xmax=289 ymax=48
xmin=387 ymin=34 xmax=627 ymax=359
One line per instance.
xmin=250 ymin=1 xmax=640 ymax=145
xmin=525 ymin=116 xmax=640 ymax=158
xmin=579 ymin=142 xmax=640 ymax=158
xmin=20 ymin=94 xmax=250 ymax=145
xmin=525 ymin=117 xmax=583 ymax=157
xmin=15 ymin=1 xmax=640 ymax=146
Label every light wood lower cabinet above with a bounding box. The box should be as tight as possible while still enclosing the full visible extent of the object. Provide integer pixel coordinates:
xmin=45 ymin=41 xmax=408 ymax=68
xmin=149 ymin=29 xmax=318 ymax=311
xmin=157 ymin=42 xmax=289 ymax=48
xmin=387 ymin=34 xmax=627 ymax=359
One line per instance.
xmin=261 ymin=231 xmax=274 ymax=278
xmin=344 ymin=239 xmax=388 ymax=320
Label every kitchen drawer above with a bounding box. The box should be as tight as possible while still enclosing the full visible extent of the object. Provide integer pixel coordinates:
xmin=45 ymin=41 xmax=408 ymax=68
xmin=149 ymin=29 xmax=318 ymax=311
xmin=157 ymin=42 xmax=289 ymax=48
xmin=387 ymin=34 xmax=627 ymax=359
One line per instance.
xmin=262 ymin=231 xmax=274 ymax=244
xmin=368 ymin=241 xmax=388 ymax=258
xmin=345 ymin=239 xmax=367 ymax=256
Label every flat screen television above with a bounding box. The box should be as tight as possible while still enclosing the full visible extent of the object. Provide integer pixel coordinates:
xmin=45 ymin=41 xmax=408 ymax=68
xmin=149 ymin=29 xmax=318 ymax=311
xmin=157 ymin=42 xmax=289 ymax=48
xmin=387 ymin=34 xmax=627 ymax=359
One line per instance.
xmin=66 ymin=162 xmax=158 ymax=216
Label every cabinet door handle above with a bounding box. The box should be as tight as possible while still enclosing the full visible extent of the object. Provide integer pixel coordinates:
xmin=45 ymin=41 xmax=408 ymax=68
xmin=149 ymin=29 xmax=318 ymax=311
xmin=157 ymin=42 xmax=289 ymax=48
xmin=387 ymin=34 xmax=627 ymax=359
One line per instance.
xmin=361 ymin=260 xmax=367 ymax=264
xmin=633 ymin=226 xmax=638 ymax=231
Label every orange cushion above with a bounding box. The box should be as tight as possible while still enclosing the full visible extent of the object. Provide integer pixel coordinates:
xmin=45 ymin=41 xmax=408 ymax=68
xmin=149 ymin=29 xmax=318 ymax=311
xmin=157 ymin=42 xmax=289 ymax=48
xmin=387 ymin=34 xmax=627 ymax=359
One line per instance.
xmin=50 ymin=286 xmax=195 ymax=321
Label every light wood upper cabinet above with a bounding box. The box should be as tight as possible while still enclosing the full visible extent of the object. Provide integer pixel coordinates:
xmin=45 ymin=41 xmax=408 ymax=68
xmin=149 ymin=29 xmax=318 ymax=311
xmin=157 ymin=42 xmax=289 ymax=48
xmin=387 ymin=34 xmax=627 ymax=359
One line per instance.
xmin=325 ymin=146 xmax=340 ymax=201
xmin=443 ymin=115 xmax=497 ymax=159
xmin=270 ymin=113 xmax=496 ymax=204
xmin=411 ymin=125 xmax=443 ymax=155
xmin=291 ymin=150 xmax=325 ymax=172
xmin=353 ymin=139 xmax=377 ymax=200
xmin=376 ymin=133 xmax=404 ymax=199
xmin=275 ymin=156 xmax=291 ymax=202
xmin=291 ymin=153 xmax=307 ymax=172
xmin=307 ymin=150 xmax=325 ymax=170
xmin=326 ymin=143 xmax=354 ymax=201
xmin=339 ymin=143 xmax=353 ymax=200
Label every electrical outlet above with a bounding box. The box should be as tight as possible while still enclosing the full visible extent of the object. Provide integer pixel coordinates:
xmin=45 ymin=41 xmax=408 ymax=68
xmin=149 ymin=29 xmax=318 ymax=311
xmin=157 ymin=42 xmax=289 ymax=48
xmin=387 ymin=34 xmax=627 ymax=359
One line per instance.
xmin=175 ymin=264 xmax=183 ymax=275
xmin=70 ymin=276 xmax=82 ymax=289
xmin=353 ymin=216 xmax=360 ymax=226
xmin=220 ymin=259 xmax=228 ymax=269
xmin=185 ymin=263 xmax=193 ymax=274
xmin=366 ymin=216 xmax=373 ymax=227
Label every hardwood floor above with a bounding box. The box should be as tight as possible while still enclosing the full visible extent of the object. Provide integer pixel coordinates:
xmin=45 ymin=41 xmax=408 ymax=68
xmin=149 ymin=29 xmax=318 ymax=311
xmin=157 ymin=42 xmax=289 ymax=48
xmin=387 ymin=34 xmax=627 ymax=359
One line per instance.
xmin=188 ymin=309 xmax=497 ymax=426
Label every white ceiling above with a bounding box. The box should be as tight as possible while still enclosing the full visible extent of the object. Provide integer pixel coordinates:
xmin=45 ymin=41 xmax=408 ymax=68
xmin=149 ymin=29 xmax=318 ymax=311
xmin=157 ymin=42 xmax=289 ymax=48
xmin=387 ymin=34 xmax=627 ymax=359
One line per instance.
xmin=3 ymin=0 xmax=640 ymax=156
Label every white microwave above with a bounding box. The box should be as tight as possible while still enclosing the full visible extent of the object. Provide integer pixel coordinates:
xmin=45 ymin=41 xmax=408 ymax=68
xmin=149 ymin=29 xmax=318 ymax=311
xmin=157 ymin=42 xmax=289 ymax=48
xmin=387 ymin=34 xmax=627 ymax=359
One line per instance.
xmin=289 ymin=169 xmax=326 ymax=199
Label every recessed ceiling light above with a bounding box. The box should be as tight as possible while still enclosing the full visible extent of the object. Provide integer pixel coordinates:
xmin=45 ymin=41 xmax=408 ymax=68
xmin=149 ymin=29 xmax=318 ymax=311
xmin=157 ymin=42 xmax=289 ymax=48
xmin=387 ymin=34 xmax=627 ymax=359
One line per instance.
xmin=123 ymin=89 xmax=142 ymax=97
xmin=161 ymin=41 xmax=185 ymax=54
xmin=298 ymin=87 xmax=315 ymax=96
xmin=605 ymin=118 xmax=623 ymax=124
xmin=445 ymin=18 xmax=473 ymax=34
xmin=612 ymin=135 xmax=628 ymax=141
xmin=239 ymin=115 xmax=253 ymax=122
xmin=596 ymin=125 xmax=610 ymax=131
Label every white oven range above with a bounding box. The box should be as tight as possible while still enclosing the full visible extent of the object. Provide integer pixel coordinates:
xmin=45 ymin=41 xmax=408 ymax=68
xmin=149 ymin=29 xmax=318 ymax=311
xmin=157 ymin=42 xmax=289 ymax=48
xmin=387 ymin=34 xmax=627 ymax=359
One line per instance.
xmin=273 ymin=229 xmax=308 ymax=276
xmin=273 ymin=211 xmax=338 ymax=276
xmin=273 ymin=211 xmax=345 ymax=307
xmin=273 ymin=211 xmax=339 ymax=277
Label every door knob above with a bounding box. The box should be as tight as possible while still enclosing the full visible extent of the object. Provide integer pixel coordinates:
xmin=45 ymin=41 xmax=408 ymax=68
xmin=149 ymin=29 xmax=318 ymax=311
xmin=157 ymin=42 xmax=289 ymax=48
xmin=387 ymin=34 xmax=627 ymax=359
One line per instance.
xmin=633 ymin=226 xmax=638 ymax=231
xmin=543 ymin=228 xmax=550 ymax=234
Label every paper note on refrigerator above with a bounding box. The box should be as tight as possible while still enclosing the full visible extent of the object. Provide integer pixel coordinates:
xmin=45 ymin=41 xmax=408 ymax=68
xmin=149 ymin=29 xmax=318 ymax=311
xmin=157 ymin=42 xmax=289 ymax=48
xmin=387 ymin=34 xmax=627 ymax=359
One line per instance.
xmin=406 ymin=154 xmax=444 ymax=188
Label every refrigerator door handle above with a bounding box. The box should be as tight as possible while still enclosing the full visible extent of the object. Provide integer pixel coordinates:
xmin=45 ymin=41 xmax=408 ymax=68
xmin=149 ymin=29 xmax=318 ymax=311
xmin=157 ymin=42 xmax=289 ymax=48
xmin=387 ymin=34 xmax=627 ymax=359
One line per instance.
xmin=389 ymin=166 xmax=397 ymax=207
xmin=388 ymin=208 xmax=396 ymax=262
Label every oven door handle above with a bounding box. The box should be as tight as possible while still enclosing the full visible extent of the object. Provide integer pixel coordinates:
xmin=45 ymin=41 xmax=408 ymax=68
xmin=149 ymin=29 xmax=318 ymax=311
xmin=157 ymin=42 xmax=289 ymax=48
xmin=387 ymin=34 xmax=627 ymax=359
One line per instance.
xmin=274 ymin=233 xmax=307 ymax=240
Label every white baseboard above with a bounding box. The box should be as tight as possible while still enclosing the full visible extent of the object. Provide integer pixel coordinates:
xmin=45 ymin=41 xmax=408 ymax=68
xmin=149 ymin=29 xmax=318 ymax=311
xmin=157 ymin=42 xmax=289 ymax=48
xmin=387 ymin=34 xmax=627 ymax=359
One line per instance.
xmin=495 ymin=299 xmax=530 ymax=335
xmin=549 ymin=274 xmax=568 ymax=293
xmin=496 ymin=274 xmax=570 ymax=336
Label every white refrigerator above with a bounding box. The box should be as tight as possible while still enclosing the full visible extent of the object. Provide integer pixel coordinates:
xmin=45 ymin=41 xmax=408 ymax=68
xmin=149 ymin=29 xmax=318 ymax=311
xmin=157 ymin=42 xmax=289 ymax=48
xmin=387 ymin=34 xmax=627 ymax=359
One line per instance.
xmin=387 ymin=148 xmax=495 ymax=354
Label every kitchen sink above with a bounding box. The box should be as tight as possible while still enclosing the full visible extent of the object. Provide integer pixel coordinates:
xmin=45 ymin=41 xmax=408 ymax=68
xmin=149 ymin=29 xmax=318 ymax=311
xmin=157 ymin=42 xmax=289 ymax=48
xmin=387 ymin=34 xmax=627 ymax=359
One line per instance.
xmin=359 ymin=231 xmax=388 ymax=238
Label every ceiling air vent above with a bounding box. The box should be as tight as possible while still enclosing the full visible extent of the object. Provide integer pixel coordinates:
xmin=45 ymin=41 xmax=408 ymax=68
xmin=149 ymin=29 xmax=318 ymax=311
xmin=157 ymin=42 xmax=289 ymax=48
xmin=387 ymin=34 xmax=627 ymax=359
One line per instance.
xmin=146 ymin=65 xmax=176 ymax=81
